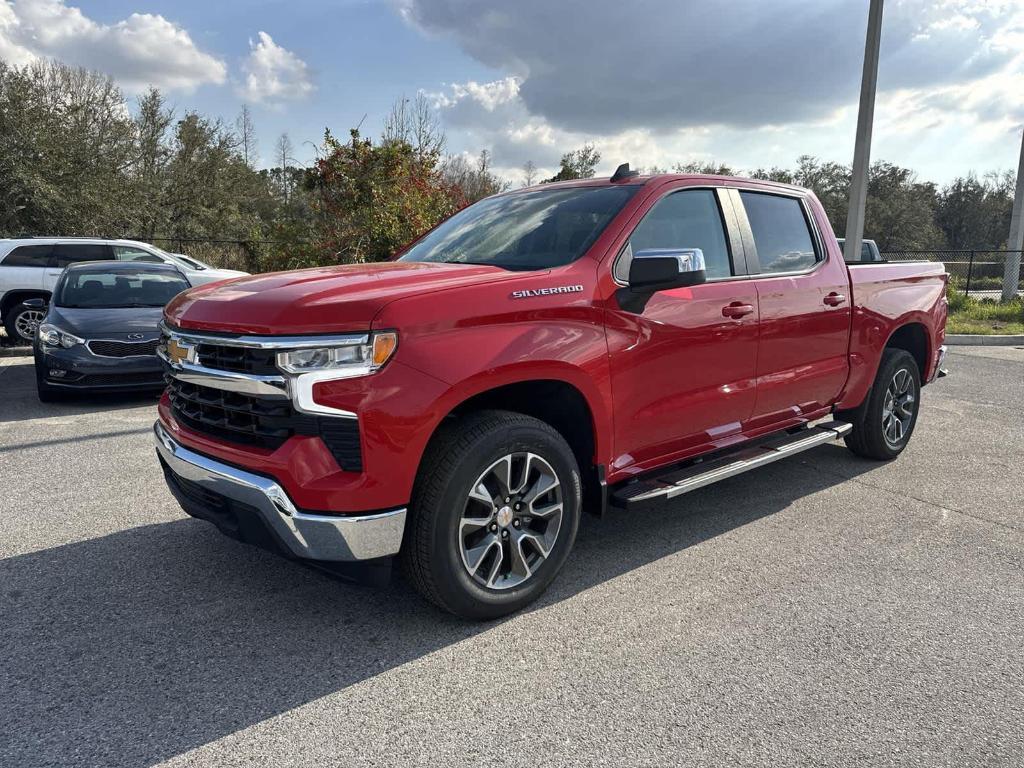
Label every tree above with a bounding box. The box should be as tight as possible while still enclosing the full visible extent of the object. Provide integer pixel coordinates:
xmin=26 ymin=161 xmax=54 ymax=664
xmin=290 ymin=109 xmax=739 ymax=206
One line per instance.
xmin=521 ymin=160 xmax=538 ymax=187
xmin=274 ymin=133 xmax=296 ymax=205
xmin=674 ymin=161 xmax=736 ymax=176
xmin=382 ymin=93 xmax=445 ymax=163
xmin=544 ymin=144 xmax=600 ymax=182
xmin=936 ymin=171 xmax=1015 ymax=250
xmin=0 ymin=60 xmax=137 ymax=236
xmin=441 ymin=149 xmax=510 ymax=203
xmin=305 ymin=127 xmax=465 ymax=265
xmin=236 ymin=105 xmax=258 ymax=168
xmin=132 ymin=87 xmax=174 ymax=239
xmin=863 ymin=161 xmax=942 ymax=251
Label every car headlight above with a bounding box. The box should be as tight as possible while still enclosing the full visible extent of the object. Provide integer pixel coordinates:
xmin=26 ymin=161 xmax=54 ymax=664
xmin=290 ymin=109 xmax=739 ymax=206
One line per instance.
xmin=38 ymin=323 xmax=84 ymax=349
xmin=275 ymin=331 xmax=398 ymax=377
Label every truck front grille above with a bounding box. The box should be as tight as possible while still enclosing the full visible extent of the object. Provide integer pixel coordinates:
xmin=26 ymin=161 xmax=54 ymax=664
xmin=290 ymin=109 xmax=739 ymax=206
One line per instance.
xmin=167 ymin=377 xmax=315 ymax=449
xmin=194 ymin=343 xmax=279 ymax=375
xmin=166 ymin=376 xmax=363 ymax=471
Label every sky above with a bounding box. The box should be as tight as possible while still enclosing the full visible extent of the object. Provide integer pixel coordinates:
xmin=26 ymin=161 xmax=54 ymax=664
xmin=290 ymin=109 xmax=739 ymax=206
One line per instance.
xmin=1 ymin=0 xmax=1022 ymax=185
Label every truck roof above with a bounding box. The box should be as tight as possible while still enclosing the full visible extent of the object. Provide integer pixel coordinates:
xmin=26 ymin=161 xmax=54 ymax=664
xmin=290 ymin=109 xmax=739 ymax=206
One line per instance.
xmin=516 ymin=172 xmax=811 ymax=197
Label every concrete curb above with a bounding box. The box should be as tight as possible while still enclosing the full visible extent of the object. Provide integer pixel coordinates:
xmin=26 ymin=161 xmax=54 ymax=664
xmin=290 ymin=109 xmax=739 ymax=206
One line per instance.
xmin=0 ymin=345 xmax=31 ymax=358
xmin=946 ymin=334 xmax=1024 ymax=346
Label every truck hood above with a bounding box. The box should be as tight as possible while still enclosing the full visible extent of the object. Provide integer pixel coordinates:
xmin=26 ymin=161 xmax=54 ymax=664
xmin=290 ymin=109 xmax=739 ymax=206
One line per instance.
xmin=164 ymin=261 xmax=519 ymax=334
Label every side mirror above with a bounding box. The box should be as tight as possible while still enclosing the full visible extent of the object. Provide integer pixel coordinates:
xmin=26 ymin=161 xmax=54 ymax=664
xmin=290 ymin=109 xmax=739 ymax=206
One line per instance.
xmin=22 ymin=298 xmax=47 ymax=309
xmin=617 ymin=248 xmax=707 ymax=313
xmin=628 ymin=248 xmax=707 ymax=292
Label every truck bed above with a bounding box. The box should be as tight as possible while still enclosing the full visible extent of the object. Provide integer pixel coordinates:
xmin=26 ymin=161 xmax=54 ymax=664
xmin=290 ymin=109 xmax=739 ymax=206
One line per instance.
xmin=837 ymin=259 xmax=948 ymax=410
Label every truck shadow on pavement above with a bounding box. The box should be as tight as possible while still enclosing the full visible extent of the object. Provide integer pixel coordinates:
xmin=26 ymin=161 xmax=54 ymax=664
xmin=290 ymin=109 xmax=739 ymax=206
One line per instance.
xmin=0 ymin=446 xmax=877 ymax=767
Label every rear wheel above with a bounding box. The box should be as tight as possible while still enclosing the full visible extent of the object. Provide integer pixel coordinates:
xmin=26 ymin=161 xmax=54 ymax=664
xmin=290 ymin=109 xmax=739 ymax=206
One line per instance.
xmin=841 ymin=348 xmax=921 ymax=460
xmin=5 ymin=302 xmax=45 ymax=345
xmin=402 ymin=410 xmax=582 ymax=620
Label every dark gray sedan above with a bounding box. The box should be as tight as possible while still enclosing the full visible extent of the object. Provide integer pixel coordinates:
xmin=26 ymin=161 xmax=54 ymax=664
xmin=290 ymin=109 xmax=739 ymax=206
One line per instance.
xmin=33 ymin=261 xmax=190 ymax=401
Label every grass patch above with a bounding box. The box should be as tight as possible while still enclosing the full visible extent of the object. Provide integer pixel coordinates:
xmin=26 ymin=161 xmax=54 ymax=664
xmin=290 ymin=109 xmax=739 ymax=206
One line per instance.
xmin=947 ymin=286 xmax=1024 ymax=335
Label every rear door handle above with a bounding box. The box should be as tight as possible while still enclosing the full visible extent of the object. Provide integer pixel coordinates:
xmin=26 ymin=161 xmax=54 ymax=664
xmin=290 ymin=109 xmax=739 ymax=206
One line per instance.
xmin=722 ymin=302 xmax=755 ymax=319
xmin=823 ymin=292 xmax=846 ymax=306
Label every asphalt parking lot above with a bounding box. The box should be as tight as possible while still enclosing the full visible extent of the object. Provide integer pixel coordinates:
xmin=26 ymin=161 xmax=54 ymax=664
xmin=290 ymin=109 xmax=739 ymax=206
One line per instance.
xmin=1 ymin=347 xmax=1022 ymax=767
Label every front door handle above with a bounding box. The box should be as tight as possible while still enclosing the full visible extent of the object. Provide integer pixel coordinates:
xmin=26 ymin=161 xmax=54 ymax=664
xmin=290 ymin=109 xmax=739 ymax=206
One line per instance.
xmin=823 ymin=292 xmax=847 ymax=307
xmin=722 ymin=302 xmax=755 ymax=319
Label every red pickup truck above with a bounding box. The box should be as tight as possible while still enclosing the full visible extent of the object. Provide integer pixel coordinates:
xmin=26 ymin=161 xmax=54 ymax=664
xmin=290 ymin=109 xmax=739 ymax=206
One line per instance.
xmin=155 ymin=167 xmax=948 ymax=619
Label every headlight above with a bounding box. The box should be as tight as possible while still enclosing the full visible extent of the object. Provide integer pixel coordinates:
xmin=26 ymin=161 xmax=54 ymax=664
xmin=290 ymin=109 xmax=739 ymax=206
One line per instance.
xmin=275 ymin=331 xmax=397 ymax=377
xmin=38 ymin=323 xmax=84 ymax=349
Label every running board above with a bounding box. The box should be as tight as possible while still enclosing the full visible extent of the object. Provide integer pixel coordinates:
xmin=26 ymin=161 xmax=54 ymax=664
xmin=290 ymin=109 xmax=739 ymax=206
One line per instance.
xmin=610 ymin=421 xmax=853 ymax=509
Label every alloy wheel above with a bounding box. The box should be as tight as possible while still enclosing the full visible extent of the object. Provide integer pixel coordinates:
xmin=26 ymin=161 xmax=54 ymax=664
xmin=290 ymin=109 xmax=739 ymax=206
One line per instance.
xmin=458 ymin=452 xmax=564 ymax=590
xmin=15 ymin=309 xmax=45 ymax=342
xmin=881 ymin=368 xmax=915 ymax=448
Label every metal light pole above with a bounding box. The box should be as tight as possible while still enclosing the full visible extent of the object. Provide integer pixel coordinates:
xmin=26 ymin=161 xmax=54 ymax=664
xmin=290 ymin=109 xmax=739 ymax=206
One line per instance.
xmin=1001 ymin=128 xmax=1024 ymax=301
xmin=843 ymin=0 xmax=884 ymax=264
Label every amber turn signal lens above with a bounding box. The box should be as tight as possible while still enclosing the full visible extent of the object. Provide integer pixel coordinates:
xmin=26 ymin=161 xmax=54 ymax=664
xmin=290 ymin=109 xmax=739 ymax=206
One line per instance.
xmin=371 ymin=332 xmax=398 ymax=366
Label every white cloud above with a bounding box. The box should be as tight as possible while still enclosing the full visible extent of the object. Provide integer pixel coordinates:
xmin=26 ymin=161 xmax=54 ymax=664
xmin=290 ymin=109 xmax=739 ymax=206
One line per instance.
xmin=0 ymin=2 xmax=33 ymax=66
xmin=239 ymin=31 xmax=314 ymax=106
xmin=0 ymin=0 xmax=226 ymax=92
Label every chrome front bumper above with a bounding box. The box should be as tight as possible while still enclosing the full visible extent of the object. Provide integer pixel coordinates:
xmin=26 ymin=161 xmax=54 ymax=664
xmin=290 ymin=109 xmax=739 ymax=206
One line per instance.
xmin=154 ymin=421 xmax=406 ymax=561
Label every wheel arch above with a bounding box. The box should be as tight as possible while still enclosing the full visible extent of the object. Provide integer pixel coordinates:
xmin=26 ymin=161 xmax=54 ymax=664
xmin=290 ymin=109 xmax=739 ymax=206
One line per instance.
xmin=423 ymin=374 xmax=609 ymax=515
xmin=884 ymin=321 xmax=930 ymax=381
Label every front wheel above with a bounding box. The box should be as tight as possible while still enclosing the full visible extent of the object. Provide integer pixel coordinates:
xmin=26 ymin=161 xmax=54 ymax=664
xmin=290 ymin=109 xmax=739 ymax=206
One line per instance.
xmin=402 ymin=410 xmax=582 ymax=620
xmin=841 ymin=348 xmax=921 ymax=460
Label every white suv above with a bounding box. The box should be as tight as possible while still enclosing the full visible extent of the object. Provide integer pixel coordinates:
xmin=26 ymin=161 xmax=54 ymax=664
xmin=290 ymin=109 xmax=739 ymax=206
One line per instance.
xmin=0 ymin=238 xmax=248 ymax=344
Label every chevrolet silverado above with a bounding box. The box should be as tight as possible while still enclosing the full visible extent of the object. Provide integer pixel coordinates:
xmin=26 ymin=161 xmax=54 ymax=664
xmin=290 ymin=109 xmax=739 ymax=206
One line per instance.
xmin=154 ymin=166 xmax=948 ymax=619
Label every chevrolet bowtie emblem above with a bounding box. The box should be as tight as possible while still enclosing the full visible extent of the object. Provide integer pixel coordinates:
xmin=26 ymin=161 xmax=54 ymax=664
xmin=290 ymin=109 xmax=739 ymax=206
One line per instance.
xmin=166 ymin=337 xmax=194 ymax=365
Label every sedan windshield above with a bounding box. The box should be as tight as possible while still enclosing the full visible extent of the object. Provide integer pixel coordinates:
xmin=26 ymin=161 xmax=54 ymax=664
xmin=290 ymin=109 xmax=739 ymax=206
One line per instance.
xmin=56 ymin=270 xmax=190 ymax=308
xmin=399 ymin=185 xmax=639 ymax=270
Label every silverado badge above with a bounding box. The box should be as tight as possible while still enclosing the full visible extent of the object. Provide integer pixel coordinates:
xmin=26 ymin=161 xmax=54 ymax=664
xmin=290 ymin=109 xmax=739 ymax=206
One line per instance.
xmin=510 ymin=284 xmax=584 ymax=299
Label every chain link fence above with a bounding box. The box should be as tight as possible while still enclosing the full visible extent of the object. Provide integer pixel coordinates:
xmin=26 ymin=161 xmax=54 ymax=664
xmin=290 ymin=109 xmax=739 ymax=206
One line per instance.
xmin=882 ymin=250 xmax=1023 ymax=298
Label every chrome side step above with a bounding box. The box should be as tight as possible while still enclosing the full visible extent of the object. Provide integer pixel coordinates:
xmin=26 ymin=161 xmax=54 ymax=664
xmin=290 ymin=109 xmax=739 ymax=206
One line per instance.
xmin=610 ymin=421 xmax=853 ymax=509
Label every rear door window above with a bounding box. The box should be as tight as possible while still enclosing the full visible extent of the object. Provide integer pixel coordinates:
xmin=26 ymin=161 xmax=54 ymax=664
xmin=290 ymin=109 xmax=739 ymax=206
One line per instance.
xmin=50 ymin=243 xmax=115 ymax=268
xmin=739 ymin=192 xmax=819 ymax=273
xmin=1 ymin=244 xmax=53 ymax=267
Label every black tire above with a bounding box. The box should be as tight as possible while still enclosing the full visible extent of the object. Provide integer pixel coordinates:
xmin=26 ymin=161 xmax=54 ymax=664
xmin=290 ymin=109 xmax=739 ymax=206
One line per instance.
xmin=5 ymin=302 xmax=46 ymax=345
xmin=402 ymin=410 xmax=582 ymax=620
xmin=840 ymin=348 xmax=921 ymax=460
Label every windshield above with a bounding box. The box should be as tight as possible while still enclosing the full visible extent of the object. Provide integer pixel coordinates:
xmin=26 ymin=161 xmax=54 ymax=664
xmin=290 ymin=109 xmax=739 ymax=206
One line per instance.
xmin=399 ymin=185 xmax=639 ymax=270
xmin=56 ymin=270 xmax=190 ymax=308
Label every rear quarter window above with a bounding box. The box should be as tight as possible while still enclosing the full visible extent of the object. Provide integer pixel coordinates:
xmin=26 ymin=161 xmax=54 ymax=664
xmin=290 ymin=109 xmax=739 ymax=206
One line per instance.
xmin=1 ymin=244 xmax=53 ymax=267
xmin=740 ymin=192 xmax=819 ymax=274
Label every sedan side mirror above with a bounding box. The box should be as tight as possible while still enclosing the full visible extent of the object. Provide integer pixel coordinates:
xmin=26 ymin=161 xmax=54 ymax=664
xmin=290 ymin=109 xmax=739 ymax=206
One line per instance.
xmin=22 ymin=298 xmax=47 ymax=309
